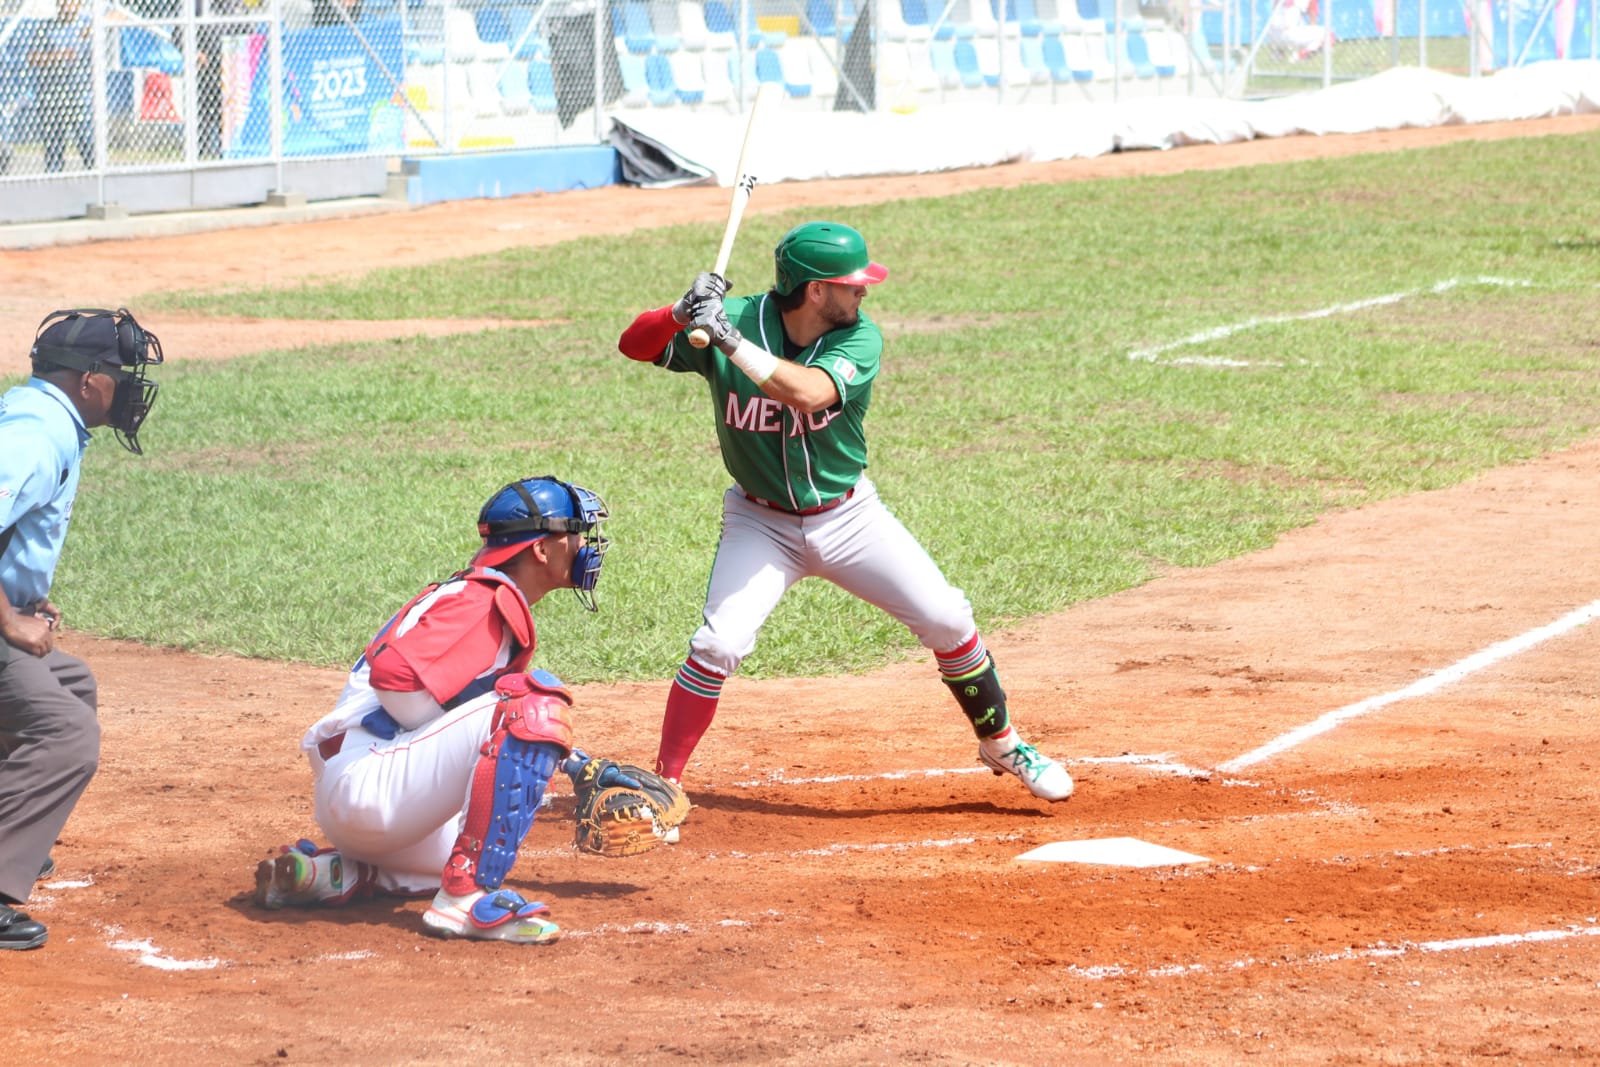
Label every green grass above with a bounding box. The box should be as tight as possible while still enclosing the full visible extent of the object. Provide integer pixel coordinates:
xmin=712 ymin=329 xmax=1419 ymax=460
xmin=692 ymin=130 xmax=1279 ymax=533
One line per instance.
xmin=47 ymin=131 xmax=1600 ymax=682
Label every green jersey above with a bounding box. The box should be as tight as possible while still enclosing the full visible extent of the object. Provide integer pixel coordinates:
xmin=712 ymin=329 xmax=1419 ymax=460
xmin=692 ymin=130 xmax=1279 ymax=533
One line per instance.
xmin=658 ymin=291 xmax=881 ymax=510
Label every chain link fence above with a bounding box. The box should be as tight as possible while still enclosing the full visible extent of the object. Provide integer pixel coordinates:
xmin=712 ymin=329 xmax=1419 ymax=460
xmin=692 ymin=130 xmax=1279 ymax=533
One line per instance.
xmin=2 ymin=0 xmax=1595 ymax=211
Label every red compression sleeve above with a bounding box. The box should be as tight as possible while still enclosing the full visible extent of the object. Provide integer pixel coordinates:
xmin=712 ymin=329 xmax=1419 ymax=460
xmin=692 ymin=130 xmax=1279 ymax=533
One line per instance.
xmin=618 ymin=305 xmax=682 ymax=362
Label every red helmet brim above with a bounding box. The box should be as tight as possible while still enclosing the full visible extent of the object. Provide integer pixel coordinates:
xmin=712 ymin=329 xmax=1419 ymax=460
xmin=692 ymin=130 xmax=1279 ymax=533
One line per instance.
xmin=823 ymin=261 xmax=888 ymax=286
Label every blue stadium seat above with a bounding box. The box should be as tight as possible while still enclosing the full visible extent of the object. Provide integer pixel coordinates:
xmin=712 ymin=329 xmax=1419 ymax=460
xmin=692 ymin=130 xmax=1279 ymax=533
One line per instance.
xmin=929 ymin=36 xmax=964 ymax=87
xmin=475 ymin=7 xmax=511 ymax=45
xmin=951 ymin=38 xmax=986 ymax=86
xmin=506 ymin=9 xmax=549 ymax=58
xmin=527 ymin=58 xmax=559 ymax=111
xmin=1039 ymin=32 xmax=1088 ymax=81
xmin=499 ymin=58 xmax=534 ymax=113
xmin=619 ymin=1 xmax=662 ymax=53
xmin=1117 ymin=22 xmax=1157 ymax=78
xmin=644 ymin=52 xmax=677 ymax=104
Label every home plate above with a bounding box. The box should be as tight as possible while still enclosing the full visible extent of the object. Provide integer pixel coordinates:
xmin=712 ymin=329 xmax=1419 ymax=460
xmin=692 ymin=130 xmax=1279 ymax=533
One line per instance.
xmin=1016 ymin=837 xmax=1209 ymax=868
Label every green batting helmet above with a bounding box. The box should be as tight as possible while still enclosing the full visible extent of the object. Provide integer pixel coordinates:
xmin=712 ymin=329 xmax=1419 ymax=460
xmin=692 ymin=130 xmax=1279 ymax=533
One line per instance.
xmin=773 ymin=222 xmax=889 ymax=297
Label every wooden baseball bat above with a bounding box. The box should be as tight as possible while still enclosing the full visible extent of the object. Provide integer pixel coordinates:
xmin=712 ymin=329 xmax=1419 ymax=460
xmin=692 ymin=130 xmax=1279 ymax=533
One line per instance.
xmin=688 ymin=83 xmax=780 ymax=349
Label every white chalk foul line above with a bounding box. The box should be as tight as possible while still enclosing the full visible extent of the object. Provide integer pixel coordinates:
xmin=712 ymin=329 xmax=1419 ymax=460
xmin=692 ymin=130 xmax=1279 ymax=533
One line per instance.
xmin=1218 ymin=599 xmax=1600 ymax=773
xmin=1128 ymin=276 xmax=1532 ymax=365
xmin=1068 ymin=922 xmax=1600 ymax=981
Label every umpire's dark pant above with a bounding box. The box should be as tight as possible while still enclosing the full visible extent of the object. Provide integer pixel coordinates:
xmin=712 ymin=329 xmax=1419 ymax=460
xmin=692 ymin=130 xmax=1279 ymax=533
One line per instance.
xmin=0 ymin=644 xmax=99 ymax=905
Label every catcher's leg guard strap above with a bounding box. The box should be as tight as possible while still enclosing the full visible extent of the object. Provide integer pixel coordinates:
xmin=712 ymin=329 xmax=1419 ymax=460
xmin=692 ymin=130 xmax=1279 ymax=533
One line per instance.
xmin=942 ymin=653 xmax=1011 ymax=740
xmin=443 ymin=735 xmax=560 ymax=895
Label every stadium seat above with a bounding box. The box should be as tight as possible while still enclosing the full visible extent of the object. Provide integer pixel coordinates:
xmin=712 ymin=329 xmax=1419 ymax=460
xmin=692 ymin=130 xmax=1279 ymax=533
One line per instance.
xmin=776 ymin=40 xmax=814 ymax=97
xmin=644 ymin=53 xmax=677 ymax=105
xmin=617 ymin=1 xmax=662 ymax=54
xmin=971 ymin=36 xmax=1006 ymax=85
xmin=702 ymin=0 xmax=740 ymax=49
xmin=505 ymin=9 xmax=548 ymax=59
xmin=498 ymin=57 xmax=533 ymax=113
xmin=804 ymin=38 xmax=842 ymax=96
xmin=1143 ymin=24 xmax=1182 ymax=77
xmin=674 ymin=0 xmax=712 ymax=49
xmin=668 ymin=49 xmax=706 ymax=102
xmin=904 ymin=38 xmax=942 ymax=90
xmin=446 ymin=6 xmax=509 ymax=63
xmin=700 ymin=48 xmax=737 ymax=104
xmin=881 ymin=0 xmax=934 ymax=40
xmin=929 ymin=37 xmax=964 ymax=87
xmin=615 ymin=48 xmax=651 ymax=106
xmin=806 ymin=0 xmax=860 ymax=38
xmin=1072 ymin=23 xmax=1117 ymax=78
xmin=646 ymin=0 xmax=684 ymax=50
xmin=951 ymin=39 xmax=986 ymax=86
xmin=527 ymin=57 xmax=559 ymax=111
xmin=1041 ymin=32 xmax=1092 ymax=81
xmin=949 ymin=0 xmax=999 ymax=36
xmin=1120 ymin=21 xmax=1159 ymax=78
xmin=475 ymin=7 xmax=511 ymax=47
xmin=1017 ymin=35 xmax=1052 ymax=82
xmin=753 ymin=45 xmax=786 ymax=88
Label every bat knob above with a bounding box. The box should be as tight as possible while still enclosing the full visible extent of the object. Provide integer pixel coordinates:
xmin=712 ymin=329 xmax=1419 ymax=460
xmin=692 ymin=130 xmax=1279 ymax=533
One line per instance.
xmin=687 ymin=327 xmax=711 ymax=349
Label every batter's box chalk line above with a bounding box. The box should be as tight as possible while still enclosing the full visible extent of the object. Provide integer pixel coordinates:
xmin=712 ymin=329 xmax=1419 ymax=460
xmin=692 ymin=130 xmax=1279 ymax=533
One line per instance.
xmin=1067 ymin=921 xmax=1600 ymax=981
xmin=729 ymin=754 xmax=1202 ymax=789
xmin=1217 ymin=598 xmax=1600 ymax=773
xmin=1127 ymin=276 xmax=1533 ymax=366
xmin=98 ymin=923 xmax=223 ymax=971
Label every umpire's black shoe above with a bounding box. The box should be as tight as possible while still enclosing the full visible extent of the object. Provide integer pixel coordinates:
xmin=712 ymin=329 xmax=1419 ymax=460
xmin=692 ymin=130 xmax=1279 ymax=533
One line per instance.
xmin=37 ymin=855 xmax=55 ymax=881
xmin=0 ymin=903 xmax=47 ymax=950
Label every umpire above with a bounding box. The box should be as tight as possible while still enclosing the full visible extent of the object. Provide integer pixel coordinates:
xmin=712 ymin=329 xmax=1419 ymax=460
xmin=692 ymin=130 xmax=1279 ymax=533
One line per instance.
xmin=0 ymin=308 xmax=162 ymax=950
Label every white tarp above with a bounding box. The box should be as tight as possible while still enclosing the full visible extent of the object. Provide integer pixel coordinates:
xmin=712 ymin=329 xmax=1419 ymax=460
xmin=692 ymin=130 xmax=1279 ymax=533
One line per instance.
xmin=609 ymin=60 xmax=1600 ymax=188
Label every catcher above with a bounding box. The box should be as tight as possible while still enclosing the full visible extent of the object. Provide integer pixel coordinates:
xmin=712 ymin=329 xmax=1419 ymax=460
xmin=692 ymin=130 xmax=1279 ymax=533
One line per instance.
xmin=251 ymin=475 xmax=678 ymax=944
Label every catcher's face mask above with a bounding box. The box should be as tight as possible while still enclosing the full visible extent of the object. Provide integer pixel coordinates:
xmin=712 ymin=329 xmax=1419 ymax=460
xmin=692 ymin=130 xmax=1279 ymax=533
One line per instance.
xmin=476 ymin=475 xmax=610 ymax=612
xmin=31 ymin=307 xmax=164 ymax=455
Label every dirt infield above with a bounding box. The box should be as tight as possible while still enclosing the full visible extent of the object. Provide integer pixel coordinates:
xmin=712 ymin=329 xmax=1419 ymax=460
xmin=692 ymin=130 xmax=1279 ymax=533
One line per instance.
xmin=5 ymin=117 xmax=1600 ymax=1065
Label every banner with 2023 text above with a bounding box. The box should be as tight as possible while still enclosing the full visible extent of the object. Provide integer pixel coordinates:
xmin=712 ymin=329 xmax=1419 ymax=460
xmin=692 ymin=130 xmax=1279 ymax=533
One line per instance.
xmin=229 ymin=18 xmax=404 ymax=159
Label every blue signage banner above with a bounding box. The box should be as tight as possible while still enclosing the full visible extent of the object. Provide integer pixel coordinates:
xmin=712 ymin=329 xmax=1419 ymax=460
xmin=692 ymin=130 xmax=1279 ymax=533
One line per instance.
xmin=230 ymin=17 xmax=405 ymax=159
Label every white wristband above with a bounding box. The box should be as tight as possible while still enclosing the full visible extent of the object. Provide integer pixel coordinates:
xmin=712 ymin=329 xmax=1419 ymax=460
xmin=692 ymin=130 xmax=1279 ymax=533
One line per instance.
xmin=727 ymin=337 xmax=779 ymax=385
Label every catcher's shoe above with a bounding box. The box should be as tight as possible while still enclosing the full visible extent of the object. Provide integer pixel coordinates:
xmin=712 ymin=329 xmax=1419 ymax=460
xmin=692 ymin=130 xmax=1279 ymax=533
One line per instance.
xmin=421 ymin=888 xmax=562 ymax=945
xmin=253 ymin=840 xmax=373 ymax=910
xmin=979 ymin=731 xmax=1074 ymax=802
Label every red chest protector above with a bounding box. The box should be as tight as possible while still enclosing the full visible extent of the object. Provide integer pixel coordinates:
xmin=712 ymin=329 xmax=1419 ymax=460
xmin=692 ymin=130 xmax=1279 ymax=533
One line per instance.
xmin=363 ymin=567 xmax=536 ymax=709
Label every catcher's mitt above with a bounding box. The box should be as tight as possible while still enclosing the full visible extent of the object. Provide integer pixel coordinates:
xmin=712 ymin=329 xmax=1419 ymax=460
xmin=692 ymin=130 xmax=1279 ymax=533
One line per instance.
xmin=565 ymin=752 xmax=691 ymax=858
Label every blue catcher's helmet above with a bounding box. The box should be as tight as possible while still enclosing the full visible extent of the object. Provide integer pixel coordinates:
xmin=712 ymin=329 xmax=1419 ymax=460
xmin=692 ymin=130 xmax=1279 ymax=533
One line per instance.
xmin=474 ymin=475 xmax=610 ymax=611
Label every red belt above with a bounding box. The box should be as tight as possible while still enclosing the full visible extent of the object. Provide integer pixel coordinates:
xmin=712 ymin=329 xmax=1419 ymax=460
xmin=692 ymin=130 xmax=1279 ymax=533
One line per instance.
xmin=744 ymin=487 xmax=854 ymax=517
xmin=317 ymin=732 xmax=346 ymax=761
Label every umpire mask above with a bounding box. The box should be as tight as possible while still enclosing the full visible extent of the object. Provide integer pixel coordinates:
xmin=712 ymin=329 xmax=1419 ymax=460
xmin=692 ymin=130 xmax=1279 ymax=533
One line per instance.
xmin=31 ymin=307 xmax=164 ymax=455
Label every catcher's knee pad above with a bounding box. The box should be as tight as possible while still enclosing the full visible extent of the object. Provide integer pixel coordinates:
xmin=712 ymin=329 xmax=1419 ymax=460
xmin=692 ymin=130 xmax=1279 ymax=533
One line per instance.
xmin=493 ymin=669 xmax=575 ymax=754
xmin=443 ymin=671 xmax=574 ymax=894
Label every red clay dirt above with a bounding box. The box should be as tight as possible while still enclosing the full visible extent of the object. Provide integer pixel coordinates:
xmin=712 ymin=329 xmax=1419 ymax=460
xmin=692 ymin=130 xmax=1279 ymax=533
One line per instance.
xmin=4 ymin=116 xmax=1600 ymax=1065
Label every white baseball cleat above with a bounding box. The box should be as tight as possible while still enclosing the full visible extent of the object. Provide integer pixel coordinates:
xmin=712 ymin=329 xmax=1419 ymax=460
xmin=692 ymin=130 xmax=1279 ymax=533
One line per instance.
xmin=979 ymin=734 xmax=1074 ymax=802
xmin=422 ymin=888 xmax=562 ymax=945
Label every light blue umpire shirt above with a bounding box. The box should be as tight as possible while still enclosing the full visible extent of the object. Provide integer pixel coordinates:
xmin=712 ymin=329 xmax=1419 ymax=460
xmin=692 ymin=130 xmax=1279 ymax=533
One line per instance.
xmin=0 ymin=377 xmax=90 ymax=610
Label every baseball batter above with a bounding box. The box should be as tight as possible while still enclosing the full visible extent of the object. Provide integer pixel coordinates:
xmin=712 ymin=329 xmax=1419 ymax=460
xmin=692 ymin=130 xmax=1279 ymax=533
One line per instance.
xmin=252 ymin=476 xmax=611 ymax=944
xmin=617 ymin=221 xmax=1072 ymax=809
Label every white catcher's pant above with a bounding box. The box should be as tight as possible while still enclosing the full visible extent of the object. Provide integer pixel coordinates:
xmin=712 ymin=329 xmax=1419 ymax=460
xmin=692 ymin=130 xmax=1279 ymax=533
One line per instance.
xmin=308 ymin=690 xmax=504 ymax=895
xmin=690 ymin=477 xmax=978 ymax=677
